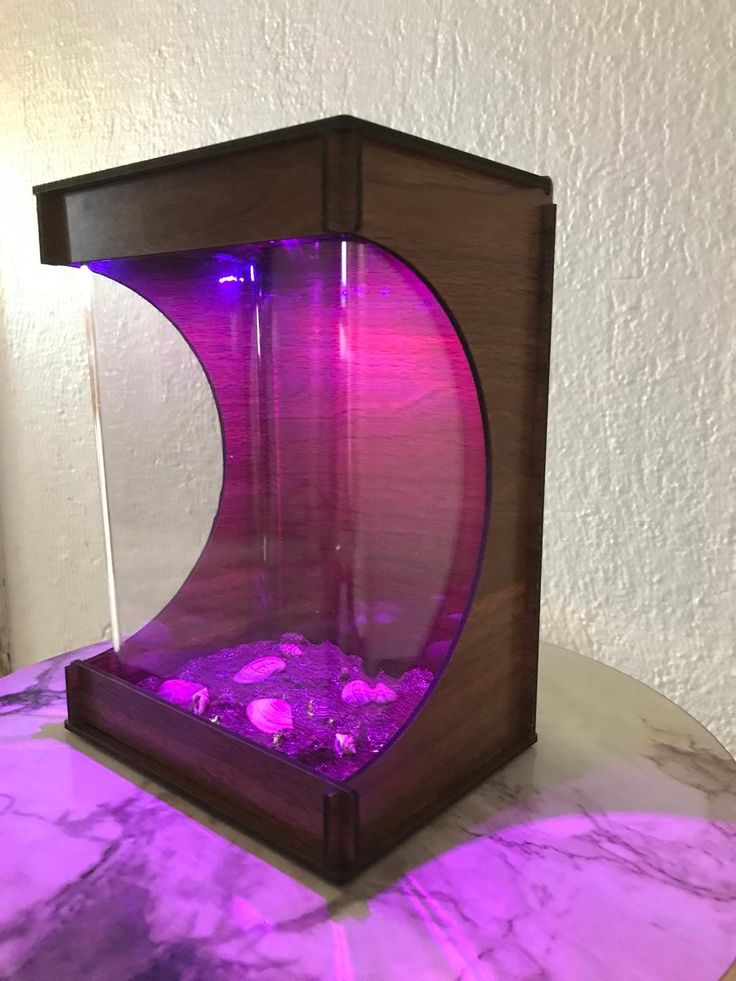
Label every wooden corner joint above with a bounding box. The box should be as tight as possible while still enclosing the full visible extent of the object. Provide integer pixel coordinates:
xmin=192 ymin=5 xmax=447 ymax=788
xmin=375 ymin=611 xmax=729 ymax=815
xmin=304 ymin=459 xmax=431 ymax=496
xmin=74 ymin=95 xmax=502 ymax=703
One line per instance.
xmin=322 ymin=128 xmax=362 ymax=235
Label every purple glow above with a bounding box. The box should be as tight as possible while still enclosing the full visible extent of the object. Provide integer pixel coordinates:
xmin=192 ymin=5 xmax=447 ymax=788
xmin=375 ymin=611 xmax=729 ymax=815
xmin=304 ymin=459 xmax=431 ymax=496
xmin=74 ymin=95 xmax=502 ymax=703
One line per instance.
xmin=137 ymin=634 xmax=433 ymax=780
xmin=1 ymin=646 xmax=734 ymax=978
xmin=88 ymin=236 xmax=487 ymax=777
xmin=330 ymin=921 xmax=356 ymax=981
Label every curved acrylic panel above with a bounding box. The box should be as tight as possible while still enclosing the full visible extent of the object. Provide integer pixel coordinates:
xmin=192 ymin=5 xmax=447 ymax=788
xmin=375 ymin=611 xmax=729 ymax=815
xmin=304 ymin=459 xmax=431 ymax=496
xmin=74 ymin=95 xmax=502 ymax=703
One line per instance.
xmin=88 ymin=236 xmax=487 ymax=779
xmin=87 ymin=271 xmax=223 ymax=646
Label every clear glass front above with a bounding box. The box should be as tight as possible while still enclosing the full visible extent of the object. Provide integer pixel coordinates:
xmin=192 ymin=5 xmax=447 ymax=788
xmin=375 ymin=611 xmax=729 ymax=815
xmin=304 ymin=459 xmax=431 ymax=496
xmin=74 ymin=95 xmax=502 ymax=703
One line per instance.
xmin=87 ymin=236 xmax=486 ymax=779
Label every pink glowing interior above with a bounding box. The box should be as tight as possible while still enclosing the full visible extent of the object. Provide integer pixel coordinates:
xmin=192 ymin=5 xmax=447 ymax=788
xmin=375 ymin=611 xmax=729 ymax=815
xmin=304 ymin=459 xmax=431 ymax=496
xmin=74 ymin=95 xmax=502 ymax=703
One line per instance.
xmin=88 ymin=236 xmax=487 ymax=779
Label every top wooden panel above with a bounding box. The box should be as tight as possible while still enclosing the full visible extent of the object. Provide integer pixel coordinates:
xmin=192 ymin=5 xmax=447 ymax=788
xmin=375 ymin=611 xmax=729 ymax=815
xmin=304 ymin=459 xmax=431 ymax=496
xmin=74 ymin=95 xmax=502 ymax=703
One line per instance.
xmin=34 ymin=116 xmax=552 ymax=265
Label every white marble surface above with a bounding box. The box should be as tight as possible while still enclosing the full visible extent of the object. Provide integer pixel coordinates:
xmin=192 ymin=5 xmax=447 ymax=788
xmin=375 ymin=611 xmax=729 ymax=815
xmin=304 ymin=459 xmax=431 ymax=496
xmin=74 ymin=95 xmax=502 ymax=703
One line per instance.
xmin=0 ymin=641 xmax=734 ymax=981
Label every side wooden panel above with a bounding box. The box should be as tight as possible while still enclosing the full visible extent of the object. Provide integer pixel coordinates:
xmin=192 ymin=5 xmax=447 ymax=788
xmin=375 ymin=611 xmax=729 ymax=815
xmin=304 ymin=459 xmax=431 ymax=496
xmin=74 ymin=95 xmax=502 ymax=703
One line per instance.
xmin=349 ymin=141 xmax=554 ymax=853
xmin=65 ymin=655 xmax=343 ymax=871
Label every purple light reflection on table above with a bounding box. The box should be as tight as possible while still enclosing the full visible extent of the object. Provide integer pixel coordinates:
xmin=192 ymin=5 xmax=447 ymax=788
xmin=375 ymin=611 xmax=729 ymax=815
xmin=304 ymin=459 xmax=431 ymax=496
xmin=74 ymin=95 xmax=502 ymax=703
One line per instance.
xmin=1 ymin=644 xmax=734 ymax=980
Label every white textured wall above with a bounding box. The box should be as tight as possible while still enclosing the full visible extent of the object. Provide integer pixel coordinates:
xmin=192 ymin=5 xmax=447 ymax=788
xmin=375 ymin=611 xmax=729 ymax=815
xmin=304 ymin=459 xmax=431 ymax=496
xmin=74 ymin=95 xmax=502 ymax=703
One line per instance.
xmin=0 ymin=0 xmax=733 ymax=751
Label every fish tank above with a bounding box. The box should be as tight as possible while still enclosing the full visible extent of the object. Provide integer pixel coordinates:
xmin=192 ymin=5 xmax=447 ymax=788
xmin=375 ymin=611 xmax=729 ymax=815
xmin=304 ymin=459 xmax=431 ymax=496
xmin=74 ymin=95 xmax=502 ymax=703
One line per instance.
xmin=35 ymin=116 xmax=554 ymax=880
xmin=86 ymin=234 xmax=486 ymax=780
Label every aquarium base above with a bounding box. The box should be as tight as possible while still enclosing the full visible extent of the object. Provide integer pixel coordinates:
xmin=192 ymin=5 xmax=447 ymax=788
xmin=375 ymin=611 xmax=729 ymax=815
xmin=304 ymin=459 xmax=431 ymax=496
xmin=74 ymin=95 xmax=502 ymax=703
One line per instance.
xmin=65 ymin=650 xmax=536 ymax=882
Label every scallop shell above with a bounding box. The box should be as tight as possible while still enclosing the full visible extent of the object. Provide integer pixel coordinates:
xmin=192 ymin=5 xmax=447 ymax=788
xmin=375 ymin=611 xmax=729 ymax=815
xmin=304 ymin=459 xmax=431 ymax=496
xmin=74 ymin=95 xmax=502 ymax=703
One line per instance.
xmin=158 ymin=679 xmax=210 ymax=715
xmin=340 ymin=679 xmax=398 ymax=706
xmin=246 ymin=698 xmax=293 ymax=734
xmin=233 ymin=656 xmax=286 ymax=684
xmin=340 ymin=680 xmax=375 ymax=705
xmin=334 ymin=733 xmax=356 ymax=757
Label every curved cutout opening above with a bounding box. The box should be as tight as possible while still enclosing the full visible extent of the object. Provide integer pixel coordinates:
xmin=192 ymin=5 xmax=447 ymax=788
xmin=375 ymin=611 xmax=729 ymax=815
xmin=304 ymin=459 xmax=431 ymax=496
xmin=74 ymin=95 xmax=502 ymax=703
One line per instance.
xmin=87 ymin=270 xmax=224 ymax=652
xmin=89 ymin=236 xmax=487 ymax=779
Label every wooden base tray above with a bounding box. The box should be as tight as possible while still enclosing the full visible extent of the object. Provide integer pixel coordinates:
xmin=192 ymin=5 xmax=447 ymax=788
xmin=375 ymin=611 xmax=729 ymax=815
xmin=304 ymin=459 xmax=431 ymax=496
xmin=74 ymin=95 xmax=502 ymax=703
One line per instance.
xmin=65 ymin=650 xmax=535 ymax=882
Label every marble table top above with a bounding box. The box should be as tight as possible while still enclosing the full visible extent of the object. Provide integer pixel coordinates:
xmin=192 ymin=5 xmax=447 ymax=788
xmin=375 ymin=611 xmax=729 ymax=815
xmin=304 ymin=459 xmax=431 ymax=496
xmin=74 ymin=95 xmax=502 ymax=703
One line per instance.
xmin=0 ymin=641 xmax=734 ymax=981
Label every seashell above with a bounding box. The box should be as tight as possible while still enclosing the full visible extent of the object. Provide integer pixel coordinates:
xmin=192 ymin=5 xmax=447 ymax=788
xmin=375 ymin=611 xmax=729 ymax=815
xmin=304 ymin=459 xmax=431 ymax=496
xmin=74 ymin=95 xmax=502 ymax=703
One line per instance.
xmin=340 ymin=680 xmax=375 ymax=705
xmin=278 ymin=643 xmax=303 ymax=658
xmin=191 ymin=688 xmax=210 ymax=716
xmin=372 ymin=682 xmax=398 ymax=705
xmin=158 ymin=679 xmax=210 ymax=715
xmin=340 ymin=679 xmax=398 ymax=706
xmin=334 ymin=733 xmax=356 ymax=757
xmin=233 ymin=656 xmax=286 ymax=684
xmin=246 ymin=698 xmax=293 ymax=734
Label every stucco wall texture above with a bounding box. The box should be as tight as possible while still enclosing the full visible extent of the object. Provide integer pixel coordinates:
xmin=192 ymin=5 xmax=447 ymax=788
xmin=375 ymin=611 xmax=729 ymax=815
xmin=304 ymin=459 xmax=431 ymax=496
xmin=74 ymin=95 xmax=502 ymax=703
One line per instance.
xmin=0 ymin=0 xmax=733 ymax=752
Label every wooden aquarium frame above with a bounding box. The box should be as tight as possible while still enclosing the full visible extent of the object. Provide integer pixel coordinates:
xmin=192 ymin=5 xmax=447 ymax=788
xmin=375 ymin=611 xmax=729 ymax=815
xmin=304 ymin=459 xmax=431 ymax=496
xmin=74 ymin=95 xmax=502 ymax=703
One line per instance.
xmin=36 ymin=116 xmax=555 ymax=881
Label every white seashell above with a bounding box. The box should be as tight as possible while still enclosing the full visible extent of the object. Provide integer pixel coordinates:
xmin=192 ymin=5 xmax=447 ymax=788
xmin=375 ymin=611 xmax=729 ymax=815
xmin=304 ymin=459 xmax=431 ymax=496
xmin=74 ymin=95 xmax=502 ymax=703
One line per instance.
xmin=191 ymin=688 xmax=210 ymax=716
xmin=158 ymin=679 xmax=210 ymax=715
xmin=246 ymin=698 xmax=293 ymax=734
xmin=372 ymin=682 xmax=397 ymax=705
xmin=334 ymin=733 xmax=356 ymax=757
xmin=279 ymin=643 xmax=303 ymax=658
xmin=340 ymin=680 xmax=375 ymax=705
xmin=233 ymin=656 xmax=286 ymax=684
xmin=340 ymin=679 xmax=398 ymax=706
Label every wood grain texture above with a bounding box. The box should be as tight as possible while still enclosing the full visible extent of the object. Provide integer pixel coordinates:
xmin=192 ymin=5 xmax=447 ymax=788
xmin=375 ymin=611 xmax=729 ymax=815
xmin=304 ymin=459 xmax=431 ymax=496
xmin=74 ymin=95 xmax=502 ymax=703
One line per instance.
xmin=35 ymin=116 xmax=550 ymax=265
xmin=40 ymin=137 xmax=324 ymax=265
xmin=349 ymin=142 xmax=553 ymax=856
xmin=66 ymin=653 xmax=351 ymax=874
xmin=39 ymin=116 xmax=555 ymax=880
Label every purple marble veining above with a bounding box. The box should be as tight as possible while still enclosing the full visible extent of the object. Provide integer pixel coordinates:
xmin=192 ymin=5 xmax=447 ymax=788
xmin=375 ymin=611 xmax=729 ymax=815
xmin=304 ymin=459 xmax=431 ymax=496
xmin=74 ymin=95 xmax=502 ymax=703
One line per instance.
xmin=1 ymin=643 xmax=735 ymax=980
xmin=137 ymin=633 xmax=433 ymax=780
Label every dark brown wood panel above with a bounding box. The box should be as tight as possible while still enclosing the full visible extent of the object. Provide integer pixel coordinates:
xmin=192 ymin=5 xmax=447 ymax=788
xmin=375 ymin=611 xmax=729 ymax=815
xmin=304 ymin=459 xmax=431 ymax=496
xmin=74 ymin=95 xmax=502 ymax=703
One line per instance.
xmin=39 ymin=136 xmax=325 ymax=264
xmin=323 ymin=126 xmax=361 ymax=233
xmin=349 ymin=140 xmax=553 ymax=853
xmin=66 ymin=656 xmax=339 ymax=865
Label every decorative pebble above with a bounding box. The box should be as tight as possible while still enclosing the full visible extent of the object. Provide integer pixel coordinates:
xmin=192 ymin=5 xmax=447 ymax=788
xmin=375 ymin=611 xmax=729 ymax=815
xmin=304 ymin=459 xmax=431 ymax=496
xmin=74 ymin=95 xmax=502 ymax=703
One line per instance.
xmin=246 ymin=698 xmax=293 ymax=734
xmin=279 ymin=643 xmax=303 ymax=658
xmin=334 ymin=733 xmax=356 ymax=757
xmin=191 ymin=688 xmax=210 ymax=715
xmin=233 ymin=656 xmax=286 ymax=684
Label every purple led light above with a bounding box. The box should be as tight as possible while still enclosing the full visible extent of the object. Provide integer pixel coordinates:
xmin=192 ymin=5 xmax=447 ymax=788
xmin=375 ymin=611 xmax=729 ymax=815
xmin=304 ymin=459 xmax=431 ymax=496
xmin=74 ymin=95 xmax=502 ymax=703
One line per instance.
xmin=218 ymin=273 xmax=248 ymax=284
xmin=249 ymin=264 xmax=255 ymax=282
